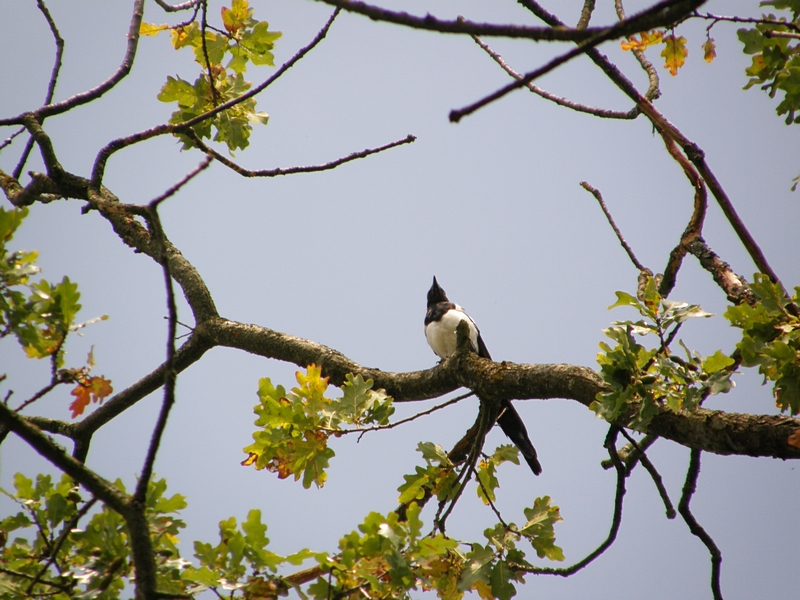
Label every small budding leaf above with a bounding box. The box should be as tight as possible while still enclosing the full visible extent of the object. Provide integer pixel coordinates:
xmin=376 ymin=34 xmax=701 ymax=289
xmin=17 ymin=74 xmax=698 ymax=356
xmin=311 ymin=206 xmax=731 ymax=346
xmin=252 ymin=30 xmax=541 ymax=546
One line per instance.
xmin=139 ymin=22 xmax=169 ymax=36
xmin=703 ymin=37 xmax=717 ymax=63
xmin=662 ymin=34 xmax=688 ymax=76
xmin=69 ymin=376 xmax=113 ymax=418
xmin=620 ymin=29 xmax=664 ymax=51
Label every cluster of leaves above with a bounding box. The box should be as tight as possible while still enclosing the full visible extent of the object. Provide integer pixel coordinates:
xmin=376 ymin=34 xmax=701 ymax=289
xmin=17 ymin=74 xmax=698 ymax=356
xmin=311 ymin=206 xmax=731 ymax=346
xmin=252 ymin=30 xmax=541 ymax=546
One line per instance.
xmin=593 ymin=277 xmax=735 ymax=430
xmin=2 ymin=207 xmax=78 ymax=365
xmin=242 ymin=365 xmax=395 ymax=488
xmin=182 ymin=509 xmax=312 ymax=597
xmin=0 ymin=474 xmax=319 ymax=599
xmin=621 ymin=29 xmax=715 ymax=76
xmin=311 ymin=495 xmax=561 ymax=600
xmin=141 ymin=0 xmax=281 ymax=152
xmin=737 ymin=1 xmax=800 ymax=126
xmin=725 ymin=274 xmax=800 ymax=414
xmin=397 ymin=440 xmax=522 ymax=509
xmin=0 ymin=474 xmax=186 ymax=598
xmin=0 ymin=207 xmax=112 ymax=416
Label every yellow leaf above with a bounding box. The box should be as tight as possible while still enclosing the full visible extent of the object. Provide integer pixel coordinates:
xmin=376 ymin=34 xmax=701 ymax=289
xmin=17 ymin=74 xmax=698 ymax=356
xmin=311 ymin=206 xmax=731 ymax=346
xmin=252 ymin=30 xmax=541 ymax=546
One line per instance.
xmin=241 ymin=452 xmax=258 ymax=466
xmin=621 ymin=30 xmax=663 ymax=52
xmin=661 ymin=34 xmax=688 ymax=76
xmin=139 ymin=22 xmax=169 ymax=36
xmin=702 ymin=38 xmax=717 ymax=63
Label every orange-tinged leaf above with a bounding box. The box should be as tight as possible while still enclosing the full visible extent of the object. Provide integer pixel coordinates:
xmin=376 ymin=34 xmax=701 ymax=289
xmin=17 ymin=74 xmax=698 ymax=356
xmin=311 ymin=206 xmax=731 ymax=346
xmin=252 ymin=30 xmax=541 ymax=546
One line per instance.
xmin=241 ymin=452 xmax=258 ymax=466
xmin=661 ymin=34 xmax=688 ymax=76
xmin=621 ymin=30 xmax=663 ymax=52
xmin=702 ymin=38 xmax=717 ymax=63
xmin=788 ymin=429 xmax=800 ymax=449
xmin=69 ymin=386 xmax=91 ymax=418
xmin=139 ymin=22 xmax=169 ymax=36
xmin=68 ymin=375 xmax=113 ymax=418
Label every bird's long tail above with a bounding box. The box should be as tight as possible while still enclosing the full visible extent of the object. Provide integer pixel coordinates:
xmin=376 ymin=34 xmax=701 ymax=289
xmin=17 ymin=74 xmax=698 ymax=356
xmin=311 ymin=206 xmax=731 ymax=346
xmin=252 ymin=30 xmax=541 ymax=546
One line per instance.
xmin=496 ymin=400 xmax=542 ymax=475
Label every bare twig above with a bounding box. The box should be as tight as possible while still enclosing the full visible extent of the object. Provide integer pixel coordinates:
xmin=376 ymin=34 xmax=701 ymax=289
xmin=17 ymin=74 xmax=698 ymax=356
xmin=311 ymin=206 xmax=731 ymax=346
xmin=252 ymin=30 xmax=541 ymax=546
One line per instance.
xmin=692 ymin=11 xmax=800 ymax=33
xmin=679 ymin=450 xmax=723 ymax=600
xmin=450 ymin=0 xmax=705 ymax=122
xmin=154 ymin=0 xmax=201 ymax=12
xmin=619 ymin=429 xmax=675 ymax=518
xmin=615 ymin=0 xmax=660 ymax=101
xmin=190 ymin=131 xmax=416 ymax=177
xmin=518 ymin=426 xmax=627 ymax=576
xmin=0 ymin=128 xmax=26 ymax=152
xmin=472 ymin=36 xmax=637 ymax=120
xmin=134 ymin=158 xmax=212 ymax=503
xmin=581 ymin=181 xmax=646 ymax=271
xmin=0 ymin=0 xmax=145 ymax=126
xmin=577 ymin=0 xmax=597 ymax=29
xmin=25 ymin=498 xmax=98 ymax=595
xmin=342 ymin=392 xmax=473 ymax=440
xmin=316 ymin=0 xmax=698 ymax=43
xmin=658 ymin=137 xmax=707 ymax=297
xmin=13 ymin=0 xmax=65 ymax=179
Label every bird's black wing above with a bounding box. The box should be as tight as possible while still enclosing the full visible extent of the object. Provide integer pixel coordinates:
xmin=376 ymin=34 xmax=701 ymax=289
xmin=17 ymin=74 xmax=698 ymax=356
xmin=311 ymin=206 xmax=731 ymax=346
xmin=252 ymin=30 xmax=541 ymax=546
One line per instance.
xmin=496 ymin=400 xmax=542 ymax=475
xmin=476 ymin=332 xmax=492 ymax=360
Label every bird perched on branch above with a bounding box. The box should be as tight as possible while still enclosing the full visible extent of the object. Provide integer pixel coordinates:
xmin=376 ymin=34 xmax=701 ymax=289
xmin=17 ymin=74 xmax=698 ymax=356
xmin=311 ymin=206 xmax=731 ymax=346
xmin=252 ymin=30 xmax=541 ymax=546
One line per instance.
xmin=424 ymin=276 xmax=542 ymax=475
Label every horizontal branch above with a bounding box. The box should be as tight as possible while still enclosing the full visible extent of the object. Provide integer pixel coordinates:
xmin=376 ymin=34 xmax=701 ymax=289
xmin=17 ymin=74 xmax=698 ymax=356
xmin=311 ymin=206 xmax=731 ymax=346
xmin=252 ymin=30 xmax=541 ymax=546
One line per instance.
xmin=197 ymin=317 xmax=800 ymax=460
xmin=315 ymin=0 xmax=702 ymax=43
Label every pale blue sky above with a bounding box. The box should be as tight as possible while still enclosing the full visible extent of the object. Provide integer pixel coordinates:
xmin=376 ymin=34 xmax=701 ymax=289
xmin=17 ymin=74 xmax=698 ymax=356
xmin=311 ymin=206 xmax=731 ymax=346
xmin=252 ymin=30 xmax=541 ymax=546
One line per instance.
xmin=1 ymin=1 xmax=798 ymax=598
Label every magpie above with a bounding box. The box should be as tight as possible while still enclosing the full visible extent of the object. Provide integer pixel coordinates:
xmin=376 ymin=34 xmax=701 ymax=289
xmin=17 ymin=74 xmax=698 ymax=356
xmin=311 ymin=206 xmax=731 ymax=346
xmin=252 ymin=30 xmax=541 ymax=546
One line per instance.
xmin=424 ymin=276 xmax=542 ymax=475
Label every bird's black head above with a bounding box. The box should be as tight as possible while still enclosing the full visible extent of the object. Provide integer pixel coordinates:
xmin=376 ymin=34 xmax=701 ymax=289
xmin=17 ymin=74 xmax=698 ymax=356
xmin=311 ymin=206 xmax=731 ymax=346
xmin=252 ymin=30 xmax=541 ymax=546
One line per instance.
xmin=427 ymin=276 xmax=448 ymax=306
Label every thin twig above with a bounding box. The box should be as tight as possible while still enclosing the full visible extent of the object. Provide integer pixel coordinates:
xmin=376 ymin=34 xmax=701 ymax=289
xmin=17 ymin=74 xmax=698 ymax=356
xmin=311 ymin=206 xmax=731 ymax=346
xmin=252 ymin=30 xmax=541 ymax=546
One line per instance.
xmin=580 ymin=181 xmax=646 ymax=271
xmin=450 ymin=0 xmax=704 ymax=122
xmin=343 ymin=392 xmax=473 ymax=441
xmin=25 ymin=498 xmax=98 ymax=595
xmin=615 ymin=0 xmax=660 ymax=101
xmin=154 ymin=0 xmax=201 ymax=12
xmin=692 ymin=11 xmax=800 ymax=33
xmin=190 ymin=131 xmax=416 ymax=177
xmin=619 ymin=429 xmax=675 ymax=518
xmin=519 ymin=426 xmax=627 ymax=575
xmin=471 ymin=35 xmax=637 ymax=120
xmin=0 ymin=128 xmax=26 ymax=152
xmin=678 ymin=450 xmax=723 ymax=600
xmin=134 ymin=157 xmax=212 ymax=503
xmin=0 ymin=0 xmax=145 ymax=126
xmin=13 ymin=0 xmax=65 ymax=179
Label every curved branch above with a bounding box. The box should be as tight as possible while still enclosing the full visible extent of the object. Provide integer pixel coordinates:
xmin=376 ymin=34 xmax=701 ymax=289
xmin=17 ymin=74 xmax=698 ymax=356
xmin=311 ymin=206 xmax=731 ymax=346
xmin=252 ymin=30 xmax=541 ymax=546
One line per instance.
xmin=679 ymin=450 xmax=723 ymax=600
xmin=472 ymin=36 xmax=638 ymax=120
xmin=450 ymin=0 xmax=706 ymax=122
xmin=199 ymin=317 xmax=800 ymax=460
xmin=0 ymin=0 xmax=145 ymax=126
xmin=154 ymin=0 xmax=201 ymax=12
xmin=659 ymin=136 xmax=707 ymax=297
xmin=190 ymin=132 xmax=416 ymax=177
xmin=315 ymin=0 xmax=701 ymax=43
xmin=13 ymin=0 xmax=65 ymax=179
xmin=520 ymin=426 xmax=627 ymax=576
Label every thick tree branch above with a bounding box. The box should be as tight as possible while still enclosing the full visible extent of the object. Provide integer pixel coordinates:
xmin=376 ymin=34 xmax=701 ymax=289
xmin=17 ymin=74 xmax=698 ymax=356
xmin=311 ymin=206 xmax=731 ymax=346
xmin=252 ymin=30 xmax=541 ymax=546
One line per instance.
xmin=199 ymin=317 xmax=800 ymax=460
